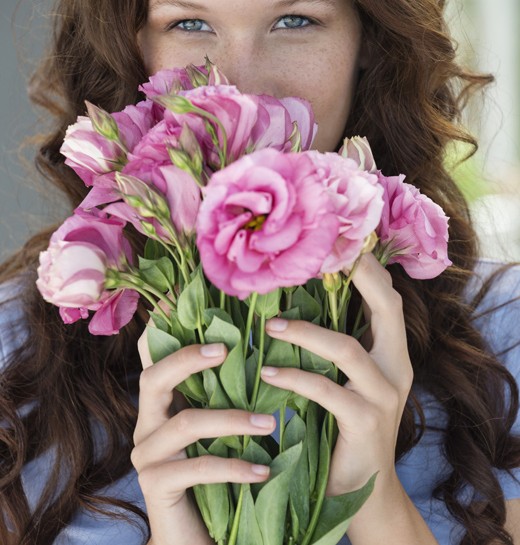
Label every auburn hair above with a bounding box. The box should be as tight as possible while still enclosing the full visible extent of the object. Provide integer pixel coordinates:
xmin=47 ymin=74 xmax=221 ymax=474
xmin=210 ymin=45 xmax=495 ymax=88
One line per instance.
xmin=1 ymin=1 xmax=519 ymax=544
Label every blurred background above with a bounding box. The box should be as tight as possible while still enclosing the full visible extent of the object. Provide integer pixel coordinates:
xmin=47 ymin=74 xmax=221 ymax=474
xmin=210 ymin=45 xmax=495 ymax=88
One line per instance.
xmin=1 ymin=0 xmax=519 ymax=260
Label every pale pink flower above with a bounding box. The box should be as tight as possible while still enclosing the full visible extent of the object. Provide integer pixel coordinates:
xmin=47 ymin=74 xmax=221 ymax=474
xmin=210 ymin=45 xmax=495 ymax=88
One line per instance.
xmin=196 ymin=148 xmax=339 ymax=299
xmin=139 ymin=68 xmax=195 ymax=98
xmin=61 ymin=100 xmax=155 ymax=187
xmin=36 ymin=209 xmax=139 ymax=335
xmin=338 ymin=136 xmax=378 ymax=174
xmin=305 ymin=151 xmax=384 ymax=273
xmin=376 ymin=174 xmax=452 ymax=279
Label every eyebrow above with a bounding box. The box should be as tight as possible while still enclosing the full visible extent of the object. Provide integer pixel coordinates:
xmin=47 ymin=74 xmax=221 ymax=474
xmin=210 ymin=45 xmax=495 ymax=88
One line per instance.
xmin=150 ymin=0 xmax=336 ymax=13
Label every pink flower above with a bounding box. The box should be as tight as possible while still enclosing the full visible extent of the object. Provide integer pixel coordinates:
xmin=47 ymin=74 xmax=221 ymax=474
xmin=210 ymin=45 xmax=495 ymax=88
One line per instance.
xmin=61 ymin=100 xmax=155 ymax=188
xmin=36 ymin=209 xmax=139 ymax=335
xmin=338 ymin=136 xmax=378 ymax=174
xmin=196 ymin=148 xmax=339 ymax=298
xmin=139 ymin=68 xmax=195 ymax=98
xmin=376 ymin=174 xmax=452 ymax=279
xmin=305 ymin=152 xmax=384 ymax=273
xmin=166 ymin=85 xmax=259 ymax=166
xmin=251 ymin=95 xmax=316 ymax=152
xmin=106 ymin=119 xmax=202 ymax=237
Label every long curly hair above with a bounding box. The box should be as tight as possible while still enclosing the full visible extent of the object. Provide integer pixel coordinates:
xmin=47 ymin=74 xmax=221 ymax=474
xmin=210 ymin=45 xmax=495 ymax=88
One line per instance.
xmin=1 ymin=1 xmax=519 ymax=544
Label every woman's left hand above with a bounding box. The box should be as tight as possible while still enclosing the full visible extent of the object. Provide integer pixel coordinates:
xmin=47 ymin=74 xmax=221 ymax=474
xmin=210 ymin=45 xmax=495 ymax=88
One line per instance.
xmin=260 ymin=252 xmax=414 ymax=496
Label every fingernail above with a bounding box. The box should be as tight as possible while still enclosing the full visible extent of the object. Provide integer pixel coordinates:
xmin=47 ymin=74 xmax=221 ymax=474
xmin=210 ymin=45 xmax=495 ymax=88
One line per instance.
xmin=251 ymin=464 xmax=270 ymax=476
xmin=200 ymin=343 xmax=226 ymax=358
xmin=250 ymin=414 xmax=275 ymax=429
xmin=266 ymin=318 xmax=288 ymax=332
xmin=261 ymin=366 xmax=279 ymax=377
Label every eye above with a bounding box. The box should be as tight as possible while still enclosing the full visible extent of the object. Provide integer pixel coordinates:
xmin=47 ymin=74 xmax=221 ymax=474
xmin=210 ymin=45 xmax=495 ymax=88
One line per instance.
xmin=168 ymin=19 xmax=213 ymax=32
xmin=273 ymin=15 xmax=314 ymax=30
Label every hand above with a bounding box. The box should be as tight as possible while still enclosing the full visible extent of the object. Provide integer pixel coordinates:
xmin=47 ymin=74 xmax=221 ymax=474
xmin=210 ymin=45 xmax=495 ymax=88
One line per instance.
xmin=260 ymin=253 xmax=414 ymax=496
xmin=132 ymin=336 xmax=276 ymax=545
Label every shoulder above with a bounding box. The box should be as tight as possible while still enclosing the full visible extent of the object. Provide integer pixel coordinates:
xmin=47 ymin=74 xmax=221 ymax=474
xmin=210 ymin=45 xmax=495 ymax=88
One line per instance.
xmin=467 ymin=260 xmax=520 ymax=369
xmin=0 ymin=277 xmax=28 ymax=369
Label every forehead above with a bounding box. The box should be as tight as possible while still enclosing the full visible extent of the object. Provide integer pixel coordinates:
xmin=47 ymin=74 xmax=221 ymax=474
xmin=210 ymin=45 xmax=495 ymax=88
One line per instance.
xmin=148 ymin=0 xmax=342 ymax=12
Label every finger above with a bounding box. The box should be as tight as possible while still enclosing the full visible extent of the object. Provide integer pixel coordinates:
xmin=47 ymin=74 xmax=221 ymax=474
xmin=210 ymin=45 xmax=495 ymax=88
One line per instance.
xmin=351 ymin=253 xmax=407 ymax=353
xmin=138 ymin=455 xmax=270 ymax=501
xmin=260 ymin=366 xmax=369 ymax=421
xmin=265 ymin=318 xmax=386 ymax=392
xmin=132 ymin=409 xmax=276 ymax=469
xmin=135 ymin=343 xmax=227 ymax=444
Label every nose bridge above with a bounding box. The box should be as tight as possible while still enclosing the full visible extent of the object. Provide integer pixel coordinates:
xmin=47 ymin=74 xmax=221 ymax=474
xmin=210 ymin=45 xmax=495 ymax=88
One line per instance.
xmin=213 ymin=37 xmax=278 ymax=96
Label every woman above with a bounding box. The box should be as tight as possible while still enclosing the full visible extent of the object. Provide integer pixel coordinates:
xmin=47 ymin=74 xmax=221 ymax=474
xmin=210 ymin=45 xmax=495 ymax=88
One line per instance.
xmin=1 ymin=0 xmax=519 ymax=544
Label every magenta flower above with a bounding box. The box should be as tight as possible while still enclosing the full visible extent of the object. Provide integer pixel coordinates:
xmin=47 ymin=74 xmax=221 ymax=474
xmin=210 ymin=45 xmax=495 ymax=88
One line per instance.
xmin=196 ymin=148 xmax=339 ymax=299
xmin=376 ymin=174 xmax=452 ymax=279
xmin=305 ymin=152 xmax=384 ymax=273
xmin=139 ymin=68 xmax=196 ymax=98
xmin=36 ymin=209 xmax=139 ymax=335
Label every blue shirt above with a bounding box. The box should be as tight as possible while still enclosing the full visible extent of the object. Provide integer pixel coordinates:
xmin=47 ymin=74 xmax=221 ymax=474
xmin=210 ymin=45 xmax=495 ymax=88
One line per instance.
xmin=1 ymin=260 xmax=519 ymax=544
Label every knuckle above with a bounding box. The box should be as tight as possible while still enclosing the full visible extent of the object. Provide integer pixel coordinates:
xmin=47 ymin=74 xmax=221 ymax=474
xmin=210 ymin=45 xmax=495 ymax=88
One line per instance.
xmin=173 ymin=409 xmax=194 ymax=436
xmin=137 ymin=466 xmax=160 ymax=496
xmin=130 ymin=445 xmax=142 ymax=470
xmin=138 ymin=366 xmax=157 ymax=393
xmin=337 ymin=337 xmax=363 ymax=362
xmin=193 ymin=455 xmax=213 ymax=476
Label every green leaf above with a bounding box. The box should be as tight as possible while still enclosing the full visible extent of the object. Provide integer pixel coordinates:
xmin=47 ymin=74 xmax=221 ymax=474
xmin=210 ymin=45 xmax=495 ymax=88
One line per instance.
xmin=306 ymin=402 xmax=320 ymax=495
xmin=148 ymin=310 xmax=170 ymax=333
xmin=237 ymin=485 xmax=264 ymax=545
xmin=292 ymin=286 xmax=322 ymax=321
xmin=146 ymin=327 xmax=181 ymax=364
xmin=176 ymin=373 xmax=207 ymax=404
xmin=288 ymin=393 xmax=310 ymax=417
xmin=242 ymin=439 xmax=272 ymax=466
xmin=285 ymin=415 xmax=310 ymax=533
xmin=138 ymin=256 xmax=175 ymax=293
xmin=266 ymin=338 xmax=299 ymax=369
xmin=221 ymin=435 xmax=243 ymax=452
xmin=230 ymin=297 xmax=247 ymax=334
xmin=195 ymin=442 xmax=230 ymax=542
xmin=254 ymin=381 xmax=292 ymax=414
xmin=309 ymin=474 xmax=377 ymax=545
xmin=205 ymin=315 xmax=242 ymax=349
xmin=203 ymin=307 xmax=234 ymax=327
xmin=177 ymin=271 xmax=206 ymax=329
xmin=170 ymin=310 xmax=196 ymax=346
xmin=255 ymin=442 xmax=303 ymax=545
xmin=245 ymin=347 xmax=259 ymax=400
xmin=144 ymin=238 xmax=168 ymax=261
xmin=203 ymin=368 xmax=231 ymax=409
xmin=247 ymin=289 xmax=282 ymax=319
xmin=219 ymin=343 xmax=249 ymax=410
xmin=301 ymin=348 xmax=333 ymax=375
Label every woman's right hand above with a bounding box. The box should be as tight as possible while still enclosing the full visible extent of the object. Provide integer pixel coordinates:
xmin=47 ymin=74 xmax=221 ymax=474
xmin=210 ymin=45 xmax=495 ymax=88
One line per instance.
xmin=132 ymin=334 xmax=275 ymax=545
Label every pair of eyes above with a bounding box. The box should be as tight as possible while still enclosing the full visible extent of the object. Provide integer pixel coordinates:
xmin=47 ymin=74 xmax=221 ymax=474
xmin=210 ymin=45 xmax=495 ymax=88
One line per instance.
xmin=168 ymin=15 xmax=315 ymax=33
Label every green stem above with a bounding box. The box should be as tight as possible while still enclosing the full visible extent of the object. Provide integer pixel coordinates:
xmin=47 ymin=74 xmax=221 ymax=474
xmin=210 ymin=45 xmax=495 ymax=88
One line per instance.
xmin=352 ymin=304 xmax=364 ymax=336
xmin=249 ymin=312 xmax=266 ymax=411
xmin=327 ymin=289 xmax=339 ymax=333
xmin=243 ymin=292 xmax=258 ymax=361
xmin=220 ymin=290 xmax=226 ymax=311
xmin=227 ymin=484 xmax=245 ymax=545
xmin=301 ymin=366 xmax=338 ymax=545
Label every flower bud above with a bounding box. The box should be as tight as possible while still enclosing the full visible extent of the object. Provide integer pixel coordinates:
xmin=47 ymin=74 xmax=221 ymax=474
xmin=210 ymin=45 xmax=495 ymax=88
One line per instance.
xmin=152 ymin=94 xmax=195 ymax=114
xmin=205 ymin=56 xmax=230 ymax=86
xmin=289 ymin=121 xmax=303 ymax=153
xmin=339 ymin=136 xmax=377 ymax=173
xmin=322 ymin=272 xmax=342 ymax=293
xmin=186 ymin=64 xmax=209 ymax=88
xmin=116 ymin=173 xmax=171 ymax=221
xmin=361 ymin=231 xmax=379 ymax=255
xmin=85 ymin=101 xmax=121 ymax=142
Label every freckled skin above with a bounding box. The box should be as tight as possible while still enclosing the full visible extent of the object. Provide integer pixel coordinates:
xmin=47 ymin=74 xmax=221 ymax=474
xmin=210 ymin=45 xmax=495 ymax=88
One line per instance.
xmin=139 ymin=0 xmax=363 ymax=152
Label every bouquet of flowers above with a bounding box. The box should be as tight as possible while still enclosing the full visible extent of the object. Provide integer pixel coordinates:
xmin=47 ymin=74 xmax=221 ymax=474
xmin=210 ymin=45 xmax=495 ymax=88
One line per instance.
xmin=36 ymin=59 xmax=452 ymax=545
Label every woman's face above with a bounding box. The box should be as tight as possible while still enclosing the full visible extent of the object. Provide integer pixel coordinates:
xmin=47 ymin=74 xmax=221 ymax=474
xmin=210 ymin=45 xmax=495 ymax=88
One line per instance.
xmin=139 ymin=0 xmax=364 ymax=152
